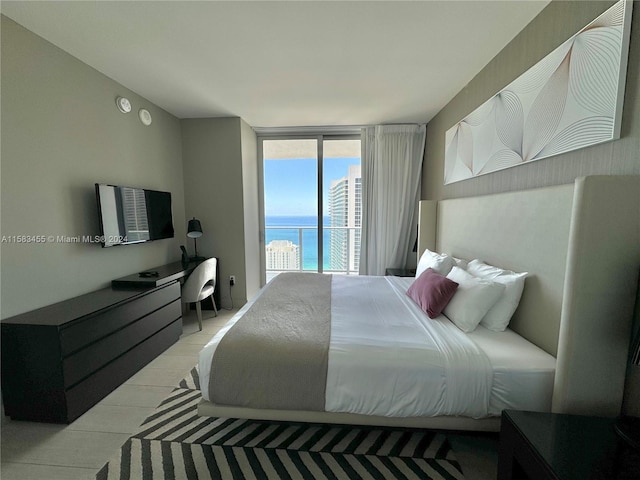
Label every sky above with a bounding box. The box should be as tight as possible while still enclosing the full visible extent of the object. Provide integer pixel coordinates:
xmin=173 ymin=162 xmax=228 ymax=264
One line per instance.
xmin=264 ymin=157 xmax=360 ymax=217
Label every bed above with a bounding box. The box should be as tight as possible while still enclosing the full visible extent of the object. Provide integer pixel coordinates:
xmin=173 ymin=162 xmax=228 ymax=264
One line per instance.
xmin=198 ymin=175 xmax=640 ymax=432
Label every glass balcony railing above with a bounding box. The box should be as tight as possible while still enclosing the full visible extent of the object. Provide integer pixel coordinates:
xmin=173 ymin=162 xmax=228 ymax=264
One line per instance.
xmin=265 ymin=226 xmax=360 ymax=281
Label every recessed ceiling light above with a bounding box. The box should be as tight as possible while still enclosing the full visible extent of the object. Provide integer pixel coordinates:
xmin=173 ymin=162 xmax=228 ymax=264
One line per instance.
xmin=115 ymin=96 xmax=132 ymax=114
xmin=138 ymin=108 xmax=152 ymax=126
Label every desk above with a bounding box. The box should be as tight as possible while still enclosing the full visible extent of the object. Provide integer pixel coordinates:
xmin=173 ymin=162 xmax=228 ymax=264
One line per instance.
xmin=112 ymin=259 xmax=220 ymax=309
xmin=498 ymin=410 xmax=640 ymax=480
xmin=111 ymin=260 xmax=200 ymax=288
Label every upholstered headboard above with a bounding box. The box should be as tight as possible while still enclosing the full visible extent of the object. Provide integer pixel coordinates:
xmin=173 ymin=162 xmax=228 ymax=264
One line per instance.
xmin=420 ymin=175 xmax=640 ymax=417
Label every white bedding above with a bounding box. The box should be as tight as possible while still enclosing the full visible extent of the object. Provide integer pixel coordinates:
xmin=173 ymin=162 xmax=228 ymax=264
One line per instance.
xmin=199 ymin=274 xmax=556 ymax=419
xmin=468 ymin=324 xmax=556 ymax=415
xmin=327 ymin=275 xmax=493 ymax=418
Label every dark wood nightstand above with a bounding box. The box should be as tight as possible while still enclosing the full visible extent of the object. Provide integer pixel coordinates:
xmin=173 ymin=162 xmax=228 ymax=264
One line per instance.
xmin=385 ymin=268 xmax=416 ymax=277
xmin=498 ymin=410 xmax=640 ymax=480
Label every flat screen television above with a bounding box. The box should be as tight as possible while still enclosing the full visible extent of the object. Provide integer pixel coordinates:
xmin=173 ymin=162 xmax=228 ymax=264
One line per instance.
xmin=95 ymin=183 xmax=175 ymax=247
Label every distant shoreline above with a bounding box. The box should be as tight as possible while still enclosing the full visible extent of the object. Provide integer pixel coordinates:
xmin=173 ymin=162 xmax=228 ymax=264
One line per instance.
xmin=265 ymin=215 xmax=330 ymax=227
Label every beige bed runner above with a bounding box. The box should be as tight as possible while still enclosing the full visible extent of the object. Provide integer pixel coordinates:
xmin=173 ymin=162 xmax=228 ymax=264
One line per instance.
xmin=209 ymin=272 xmax=331 ymax=411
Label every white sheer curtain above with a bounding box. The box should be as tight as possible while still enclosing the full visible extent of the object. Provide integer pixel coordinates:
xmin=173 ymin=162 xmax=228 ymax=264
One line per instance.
xmin=359 ymin=124 xmax=426 ymax=276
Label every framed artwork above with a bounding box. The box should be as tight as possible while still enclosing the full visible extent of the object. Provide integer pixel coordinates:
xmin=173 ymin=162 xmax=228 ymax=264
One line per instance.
xmin=444 ymin=0 xmax=633 ymax=185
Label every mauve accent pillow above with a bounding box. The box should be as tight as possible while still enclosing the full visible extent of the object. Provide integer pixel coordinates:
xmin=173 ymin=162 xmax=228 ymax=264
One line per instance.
xmin=407 ymin=268 xmax=459 ymax=319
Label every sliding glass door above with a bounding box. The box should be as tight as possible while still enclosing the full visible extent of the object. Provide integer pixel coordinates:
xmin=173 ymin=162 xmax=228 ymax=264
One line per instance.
xmin=260 ymin=135 xmax=360 ymax=283
xmin=262 ymin=139 xmax=319 ymax=282
xmin=323 ymin=139 xmax=362 ymax=275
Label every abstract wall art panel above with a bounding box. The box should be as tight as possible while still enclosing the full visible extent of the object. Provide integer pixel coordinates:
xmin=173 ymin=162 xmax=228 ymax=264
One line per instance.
xmin=444 ymin=0 xmax=633 ymax=185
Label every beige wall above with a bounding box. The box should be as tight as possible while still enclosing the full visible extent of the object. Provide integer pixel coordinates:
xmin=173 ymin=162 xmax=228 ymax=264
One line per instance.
xmin=1 ymin=15 xmax=260 ymax=319
xmin=181 ymin=117 xmax=260 ymax=307
xmin=240 ymin=120 xmax=261 ymax=300
xmin=422 ymin=0 xmax=639 ymax=200
xmin=0 ymin=16 xmax=186 ymax=318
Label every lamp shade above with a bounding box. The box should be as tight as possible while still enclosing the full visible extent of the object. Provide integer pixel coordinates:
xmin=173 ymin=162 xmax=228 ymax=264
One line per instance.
xmin=187 ymin=218 xmax=203 ymax=238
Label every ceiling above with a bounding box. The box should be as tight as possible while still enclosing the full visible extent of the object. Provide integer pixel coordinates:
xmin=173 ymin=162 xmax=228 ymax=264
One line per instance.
xmin=1 ymin=1 xmax=550 ymax=128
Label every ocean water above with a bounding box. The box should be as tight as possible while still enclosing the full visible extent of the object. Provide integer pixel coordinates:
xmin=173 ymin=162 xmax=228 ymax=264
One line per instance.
xmin=265 ymin=216 xmax=330 ymax=270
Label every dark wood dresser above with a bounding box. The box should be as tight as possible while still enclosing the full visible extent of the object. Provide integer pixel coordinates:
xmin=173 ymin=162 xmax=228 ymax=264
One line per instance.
xmin=1 ymin=281 xmax=182 ymax=423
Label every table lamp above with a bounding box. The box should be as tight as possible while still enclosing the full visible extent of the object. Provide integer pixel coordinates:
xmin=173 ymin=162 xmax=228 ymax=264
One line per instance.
xmin=187 ymin=217 xmax=203 ymax=260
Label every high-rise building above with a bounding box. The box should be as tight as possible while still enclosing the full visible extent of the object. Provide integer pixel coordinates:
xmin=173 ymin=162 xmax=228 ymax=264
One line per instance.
xmin=265 ymin=239 xmax=300 ymax=271
xmin=328 ymin=164 xmax=361 ymax=273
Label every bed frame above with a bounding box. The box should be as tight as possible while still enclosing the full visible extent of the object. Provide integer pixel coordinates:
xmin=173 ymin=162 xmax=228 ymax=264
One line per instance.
xmin=198 ymin=175 xmax=639 ymax=431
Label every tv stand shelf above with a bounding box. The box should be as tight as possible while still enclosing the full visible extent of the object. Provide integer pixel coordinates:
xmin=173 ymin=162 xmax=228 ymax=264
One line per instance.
xmin=1 ymin=282 xmax=182 ymax=423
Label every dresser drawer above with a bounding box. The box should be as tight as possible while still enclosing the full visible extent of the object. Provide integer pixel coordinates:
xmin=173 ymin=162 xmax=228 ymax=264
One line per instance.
xmin=60 ymin=282 xmax=180 ymax=356
xmin=62 ymin=299 xmax=181 ymax=387
xmin=1 ymin=261 xmax=195 ymax=423
xmin=65 ymin=318 xmax=182 ymax=422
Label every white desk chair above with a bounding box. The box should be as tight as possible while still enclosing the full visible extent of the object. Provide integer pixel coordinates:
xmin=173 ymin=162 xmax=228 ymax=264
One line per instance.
xmin=182 ymin=257 xmax=218 ymax=331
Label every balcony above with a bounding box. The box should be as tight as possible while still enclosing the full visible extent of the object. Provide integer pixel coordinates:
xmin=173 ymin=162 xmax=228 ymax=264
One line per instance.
xmin=265 ymin=225 xmax=360 ymax=281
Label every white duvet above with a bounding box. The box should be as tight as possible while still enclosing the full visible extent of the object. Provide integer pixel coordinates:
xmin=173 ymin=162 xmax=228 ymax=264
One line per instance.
xmin=200 ymin=274 xmax=555 ymax=419
xmin=327 ymin=275 xmax=493 ymax=418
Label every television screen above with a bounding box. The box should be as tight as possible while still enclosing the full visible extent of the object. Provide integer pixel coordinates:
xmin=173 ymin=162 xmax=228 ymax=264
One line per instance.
xmin=95 ymin=183 xmax=175 ymax=247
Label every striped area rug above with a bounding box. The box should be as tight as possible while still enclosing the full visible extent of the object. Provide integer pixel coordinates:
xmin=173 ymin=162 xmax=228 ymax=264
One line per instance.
xmin=96 ymin=367 xmax=465 ymax=480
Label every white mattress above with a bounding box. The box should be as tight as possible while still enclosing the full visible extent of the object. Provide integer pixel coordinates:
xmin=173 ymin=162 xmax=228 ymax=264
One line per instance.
xmin=199 ymin=275 xmax=556 ymax=418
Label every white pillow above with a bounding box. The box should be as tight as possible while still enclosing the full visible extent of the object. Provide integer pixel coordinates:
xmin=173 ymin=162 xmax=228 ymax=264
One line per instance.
xmin=452 ymin=256 xmax=469 ymax=269
xmin=466 ymin=259 xmax=528 ymax=331
xmin=416 ymin=249 xmax=455 ymax=278
xmin=443 ymin=266 xmax=505 ymax=332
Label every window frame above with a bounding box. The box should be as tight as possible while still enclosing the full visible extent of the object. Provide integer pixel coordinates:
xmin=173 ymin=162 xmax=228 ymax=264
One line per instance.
xmin=257 ymin=129 xmax=361 ymax=285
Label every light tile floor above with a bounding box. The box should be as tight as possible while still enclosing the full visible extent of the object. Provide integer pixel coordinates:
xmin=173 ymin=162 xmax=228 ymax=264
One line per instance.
xmin=1 ymin=307 xmax=499 ymax=480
